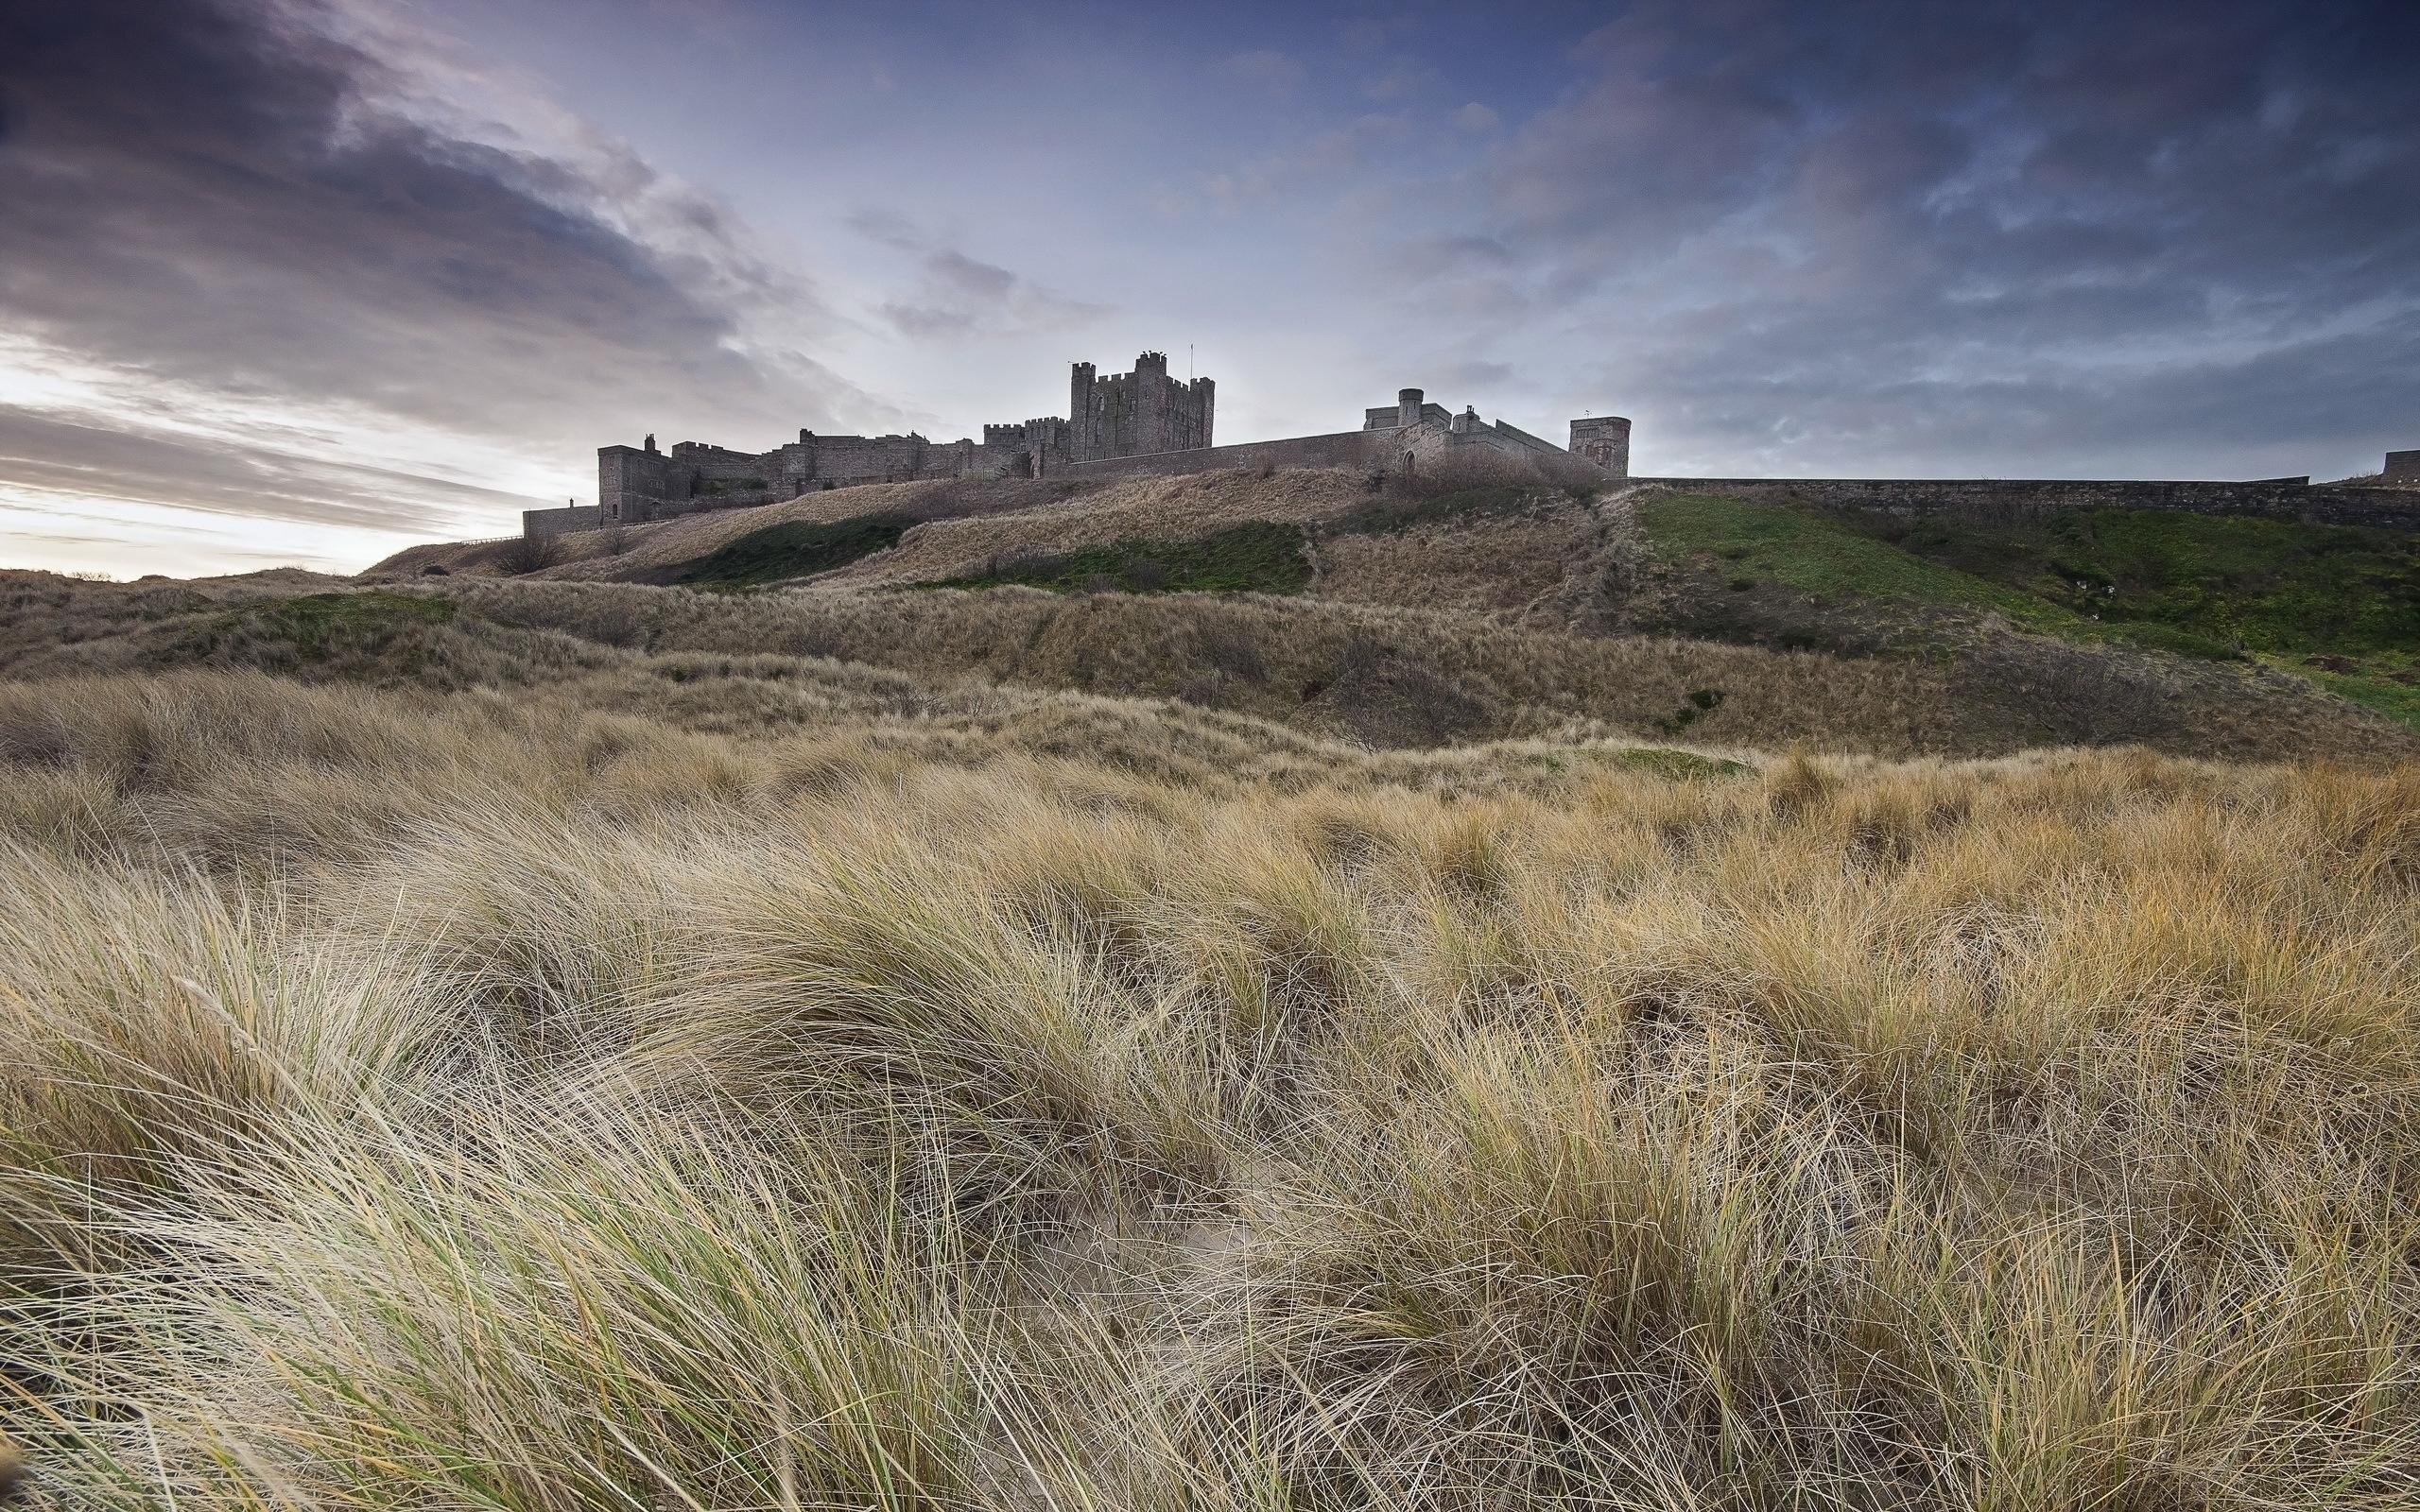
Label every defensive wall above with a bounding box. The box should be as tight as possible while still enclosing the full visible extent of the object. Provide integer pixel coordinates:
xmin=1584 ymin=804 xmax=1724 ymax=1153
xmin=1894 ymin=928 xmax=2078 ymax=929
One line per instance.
xmin=1059 ymin=388 xmax=1607 ymax=485
xmin=527 ymin=367 xmax=1627 ymax=537
xmin=522 ymin=348 xmax=2418 ymax=541
xmin=564 ymin=352 xmax=1223 ymax=536
xmin=1631 ymin=475 xmax=2420 ymax=531
xmin=524 ymin=504 xmax=606 ymax=538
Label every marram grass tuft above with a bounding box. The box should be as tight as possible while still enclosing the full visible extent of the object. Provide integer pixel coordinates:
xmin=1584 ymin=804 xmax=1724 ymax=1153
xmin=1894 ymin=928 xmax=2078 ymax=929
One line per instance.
xmin=1 ymin=671 xmax=2417 ymax=1508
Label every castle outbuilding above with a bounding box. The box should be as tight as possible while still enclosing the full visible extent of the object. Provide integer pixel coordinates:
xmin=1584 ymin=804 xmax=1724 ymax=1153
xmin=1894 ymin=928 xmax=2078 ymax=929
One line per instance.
xmin=528 ymin=354 xmax=1624 ymax=538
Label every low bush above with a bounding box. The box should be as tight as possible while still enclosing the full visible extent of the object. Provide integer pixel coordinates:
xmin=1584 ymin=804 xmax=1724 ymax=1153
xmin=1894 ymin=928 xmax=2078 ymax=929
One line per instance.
xmin=924 ymin=520 xmax=1312 ymax=595
xmin=677 ymin=514 xmax=918 ymax=590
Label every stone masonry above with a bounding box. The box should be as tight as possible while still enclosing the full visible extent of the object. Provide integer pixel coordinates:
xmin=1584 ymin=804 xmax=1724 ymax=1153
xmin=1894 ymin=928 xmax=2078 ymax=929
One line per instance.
xmin=526 ymin=360 xmax=2417 ymax=543
xmin=526 ymin=354 xmax=1626 ymax=537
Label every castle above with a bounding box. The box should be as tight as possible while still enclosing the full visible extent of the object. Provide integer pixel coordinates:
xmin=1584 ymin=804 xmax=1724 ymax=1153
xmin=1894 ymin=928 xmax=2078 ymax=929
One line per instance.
xmin=524 ymin=352 xmax=1629 ymax=536
xmin=522 ymin=353 xmax=2418 ymax=544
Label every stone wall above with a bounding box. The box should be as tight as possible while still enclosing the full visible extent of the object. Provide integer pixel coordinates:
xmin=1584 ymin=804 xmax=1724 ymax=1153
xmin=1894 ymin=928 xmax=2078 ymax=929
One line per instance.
xmin=1071 ymin=352 xmax=1214 ymax=460
xmin=522 ymin=504 xmax=605 ymax=538
xmin=590 ymin=362 xmax=1625 ymax=524
xmin=1061 ymin=427 xmax=1386 ymax=482
xmin=1632 ymin=476 xmax=2420 ymax=530
xmin=598 ymin=444 xmax=675 ymax=524
xmin=767 ymin=433 xmax=1019 ymax=490
xmin=1059 ymin=400 xmax=1606 ymax=485
xmin=2386 ymin=450 xmax=2420 ymax=484
xmin=1569 ymin=417 xmax=1632 ymax=478
xmin=597 ymin=428 xmax=1033 ymax=528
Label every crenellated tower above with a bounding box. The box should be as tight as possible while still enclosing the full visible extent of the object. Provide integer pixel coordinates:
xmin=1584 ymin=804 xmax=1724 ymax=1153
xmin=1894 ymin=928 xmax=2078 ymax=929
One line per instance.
xmin=1068 ymin=352 xmax=1214 ymax=461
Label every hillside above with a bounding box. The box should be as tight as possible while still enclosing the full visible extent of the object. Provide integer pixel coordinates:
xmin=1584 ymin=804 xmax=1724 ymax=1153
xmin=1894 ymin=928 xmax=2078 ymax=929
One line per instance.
xmin=9 ymin=465 xmax=2420 ymax=1509
xmin=6 ymin=661 xmax=2420 ymax=1508
xmin=11 ymin=560 xmax=2418 ymax=764
xmin=351 ymin=465 xmax=2420 ymax=764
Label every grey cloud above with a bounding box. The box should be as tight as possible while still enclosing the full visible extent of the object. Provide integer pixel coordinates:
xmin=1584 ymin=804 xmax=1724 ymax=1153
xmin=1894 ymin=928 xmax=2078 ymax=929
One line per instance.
xmin=0 ymin=406 xmax=548 ymax=533
xmin=1203 ymin=112 xmax=1416 ymax=211
xmin=0 ymin=0 xmax=852 ymax=530
xmin=859 ymin=219 xmax=1110 ymax=341
xmin=1418 ymin=0 xmax=2420 ymax=474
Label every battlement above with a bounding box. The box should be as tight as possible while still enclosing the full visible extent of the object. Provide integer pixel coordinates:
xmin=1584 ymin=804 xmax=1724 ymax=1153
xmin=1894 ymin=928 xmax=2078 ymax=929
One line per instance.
xmin=576 ymin=354 xmax=1631 ymax=537
xmin=667 ymin=440 xmax=758 ymax=462
xmin=1068 ymin=352 xmax=1214 ymax=463
xmin=1364 ymin=401 xmax=1455 ymax=430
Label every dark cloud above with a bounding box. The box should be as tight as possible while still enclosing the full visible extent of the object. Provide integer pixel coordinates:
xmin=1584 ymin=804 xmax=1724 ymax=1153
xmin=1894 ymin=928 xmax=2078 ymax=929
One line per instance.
xmin=0 ymin=0 xmax=845 ymax=530
xmin=1417 ymin=0 xmax=2420 ymax=474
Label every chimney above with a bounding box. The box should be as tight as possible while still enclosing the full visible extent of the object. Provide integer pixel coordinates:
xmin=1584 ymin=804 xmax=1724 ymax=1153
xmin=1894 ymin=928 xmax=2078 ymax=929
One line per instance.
xmin=1397 ymin=388 xmax=1423 ymax=430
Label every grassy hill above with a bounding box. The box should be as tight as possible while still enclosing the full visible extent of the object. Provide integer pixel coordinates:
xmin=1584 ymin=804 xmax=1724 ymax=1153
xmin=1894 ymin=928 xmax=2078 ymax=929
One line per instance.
xmin=6 ymin=473 xmax=2419 ymax=1506
xmin=4 ymin=662 xmax=2419 ymax=1508
xmin=1634 ymin=490 xmax=2420 ymax=721
xmin=349 ymin=463 xmax=2420 ymax=762
xmin=12 ymin=562 xmax=2418 ymax=764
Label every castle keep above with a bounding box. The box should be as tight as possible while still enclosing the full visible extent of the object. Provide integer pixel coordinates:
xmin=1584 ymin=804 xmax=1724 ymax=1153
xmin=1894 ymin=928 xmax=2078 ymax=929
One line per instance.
xmin=532 ymin=352 xmax=1625 ymax=536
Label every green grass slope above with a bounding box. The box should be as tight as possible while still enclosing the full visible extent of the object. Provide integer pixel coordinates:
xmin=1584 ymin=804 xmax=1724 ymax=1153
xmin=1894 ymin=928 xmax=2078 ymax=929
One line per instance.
xmin=922 ymin=521 xmax=1313 ymax=595
xmin=1637 ymin=491 xmax=2420 ymax=726
xmin=676 ymin=514 xmax=918 ymax=591
xmin=1848 ymin=505 xmax=2420 ymax=721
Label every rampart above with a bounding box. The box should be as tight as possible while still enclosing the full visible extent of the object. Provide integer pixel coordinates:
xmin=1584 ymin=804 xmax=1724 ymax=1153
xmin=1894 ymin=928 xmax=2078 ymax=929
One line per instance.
xmin=1060 ymin=428 xmax=1385 ymax=481
xmin=522 ymin=503 xmax=604 ymax=538
xmin=1060 ymin=387 xmax=1606 ymax=485
xmin=1633 ymin=476 xmax=2420 ymax=531
xmin=559 ymin=353 xmax=2419 ymax=544
xmin=560 ymin=363 xmax=1624 ymax=537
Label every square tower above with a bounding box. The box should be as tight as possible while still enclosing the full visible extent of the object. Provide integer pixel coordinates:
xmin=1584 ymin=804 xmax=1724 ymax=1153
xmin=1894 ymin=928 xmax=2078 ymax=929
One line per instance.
xmin=1069 ymin=352 xmax=1214 ymax=460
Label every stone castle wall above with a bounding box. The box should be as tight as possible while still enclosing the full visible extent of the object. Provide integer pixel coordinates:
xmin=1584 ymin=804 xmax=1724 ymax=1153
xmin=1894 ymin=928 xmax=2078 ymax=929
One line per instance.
xmin=522 ymin=503 xmax=605 ymax=538
xmin=559 ymin=355 xmax=2420 ymax=546
xmin=1569 ymin=417 xmax=1632 ymax=475
xmin=1634 ymin=476 xmax=2420 ymax=530
xmin=563 ymin=374 xmax=1620 ymax=537
xmin=1070 ymin=352 xmax=1212 ymax=461
xmin=1060 ymin=427 xmax=1385 ymax=482
xmin=1056 ymin=387 xmax=1607 ymax=485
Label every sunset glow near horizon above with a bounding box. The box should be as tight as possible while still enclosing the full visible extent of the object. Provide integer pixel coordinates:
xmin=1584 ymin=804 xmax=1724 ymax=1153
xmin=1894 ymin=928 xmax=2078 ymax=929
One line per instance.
xmin=3 ymin=0 xmax=2414 ymax=578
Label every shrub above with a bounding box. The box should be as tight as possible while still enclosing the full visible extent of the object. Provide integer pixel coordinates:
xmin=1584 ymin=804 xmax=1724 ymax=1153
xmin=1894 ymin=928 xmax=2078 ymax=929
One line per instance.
xmin=496 ymin=533 xmax=564 ymax=575
xmin=925 ymin=522 xmax=1311 ymax=596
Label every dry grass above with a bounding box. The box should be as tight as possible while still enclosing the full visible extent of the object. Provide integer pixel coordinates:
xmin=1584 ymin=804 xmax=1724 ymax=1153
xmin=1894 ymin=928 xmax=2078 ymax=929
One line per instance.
xmin=805 ymin=468 xmax=1373 ymax=589
xmin=1310 ymin=496 xmax=1612 ymax=626
xmin=0 ymin=667 xmax=2417 ymax=1508
xmin=361 ymin=471 xmax=1376 ymax=588
xmin=13 ymin=569 xmax=2416 ymax=764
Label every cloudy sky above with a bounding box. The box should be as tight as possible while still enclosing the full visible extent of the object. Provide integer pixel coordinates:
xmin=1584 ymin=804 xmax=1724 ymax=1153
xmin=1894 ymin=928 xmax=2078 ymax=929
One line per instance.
xmin=3 ymin=0 xmax=2414 ymax=576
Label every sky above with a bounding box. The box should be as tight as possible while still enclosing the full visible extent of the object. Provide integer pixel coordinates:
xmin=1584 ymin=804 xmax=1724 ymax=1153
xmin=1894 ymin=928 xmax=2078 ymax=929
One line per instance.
xmin=2 ymin=0 xmax=2415 ymax=577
